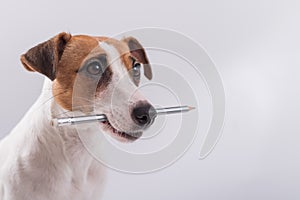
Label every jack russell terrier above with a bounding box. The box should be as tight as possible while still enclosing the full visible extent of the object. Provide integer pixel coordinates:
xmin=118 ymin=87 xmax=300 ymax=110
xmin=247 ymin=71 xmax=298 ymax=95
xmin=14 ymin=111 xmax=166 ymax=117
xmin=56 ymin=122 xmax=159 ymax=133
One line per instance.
xmin=0 ymin=32 xmax=156 ymax=200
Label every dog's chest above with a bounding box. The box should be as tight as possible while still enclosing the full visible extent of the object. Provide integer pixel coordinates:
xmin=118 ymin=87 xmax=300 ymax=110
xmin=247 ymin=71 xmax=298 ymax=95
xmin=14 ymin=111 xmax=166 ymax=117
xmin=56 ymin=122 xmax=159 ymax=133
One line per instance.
xmin=8 ymin=157 xmax=105 ymax=200
xmin=67 ymin=161 xmax=106 ymax=200
xmin=0 ymin=131 xmax=106 ymax=200
xmin=57 ymin=139 xmax=107 ymax=199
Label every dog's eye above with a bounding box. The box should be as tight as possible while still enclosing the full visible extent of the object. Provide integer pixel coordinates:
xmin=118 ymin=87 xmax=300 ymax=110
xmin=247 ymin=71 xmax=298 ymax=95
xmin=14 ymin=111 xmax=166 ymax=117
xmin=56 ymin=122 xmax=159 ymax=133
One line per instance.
xmin=86 ymin=61 xmax=103 ymax=75
xmin=133 ymin=62 xmax=141 ymax=76
xmin=132 ymin=61 xmax=141 ymax=86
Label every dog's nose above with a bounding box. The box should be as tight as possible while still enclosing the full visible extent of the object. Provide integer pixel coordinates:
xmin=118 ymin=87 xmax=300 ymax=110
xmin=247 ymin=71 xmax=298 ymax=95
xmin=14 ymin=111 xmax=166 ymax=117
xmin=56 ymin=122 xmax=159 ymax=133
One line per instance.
xmin=131 ymin=101 xmax=156 ymax=127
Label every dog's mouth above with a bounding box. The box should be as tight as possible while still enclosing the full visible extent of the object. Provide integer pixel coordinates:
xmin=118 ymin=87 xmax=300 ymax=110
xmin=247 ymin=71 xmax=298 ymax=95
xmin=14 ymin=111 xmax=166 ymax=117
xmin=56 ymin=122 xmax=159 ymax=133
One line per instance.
xmin=100 ymin=120 xmax=142 ymax=141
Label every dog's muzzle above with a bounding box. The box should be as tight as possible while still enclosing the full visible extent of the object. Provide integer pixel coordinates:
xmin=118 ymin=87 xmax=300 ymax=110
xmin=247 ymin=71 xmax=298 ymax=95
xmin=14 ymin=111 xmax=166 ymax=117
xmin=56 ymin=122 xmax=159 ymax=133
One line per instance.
xmin=131 ymin=101 xmax=156 ymax=128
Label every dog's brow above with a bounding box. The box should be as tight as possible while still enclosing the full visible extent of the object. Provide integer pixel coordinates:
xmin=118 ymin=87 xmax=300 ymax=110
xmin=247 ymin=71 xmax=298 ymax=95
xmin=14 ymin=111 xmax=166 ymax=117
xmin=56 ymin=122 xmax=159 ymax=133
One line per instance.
xmin=99 ymin=42 xmax=119 ymax=61
xmin=99 ymin=41 xmax=133 ymax=72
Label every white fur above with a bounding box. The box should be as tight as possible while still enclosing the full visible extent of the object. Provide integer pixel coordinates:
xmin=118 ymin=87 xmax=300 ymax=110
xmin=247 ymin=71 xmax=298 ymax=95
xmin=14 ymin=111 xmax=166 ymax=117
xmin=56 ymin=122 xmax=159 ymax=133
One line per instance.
xmin=0 ymin=79 xmax=106 ymax=200
xmin=0 ymin=42 xmax=148 ymax=200
xmin=97 ymin=42 xmax=147 ymax=135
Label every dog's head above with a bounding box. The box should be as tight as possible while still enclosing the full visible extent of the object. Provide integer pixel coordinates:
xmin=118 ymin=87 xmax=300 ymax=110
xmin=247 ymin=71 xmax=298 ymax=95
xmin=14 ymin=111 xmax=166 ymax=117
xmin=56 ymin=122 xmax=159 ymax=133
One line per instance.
xmin=20 ymin=32 xmax=156 ymax=142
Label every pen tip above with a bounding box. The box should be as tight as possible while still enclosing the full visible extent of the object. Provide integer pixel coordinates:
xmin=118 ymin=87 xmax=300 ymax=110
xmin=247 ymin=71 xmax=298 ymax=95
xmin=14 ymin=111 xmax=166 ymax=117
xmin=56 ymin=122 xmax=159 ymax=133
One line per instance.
xmin=188 ymin=106 xmax=196 ymax=110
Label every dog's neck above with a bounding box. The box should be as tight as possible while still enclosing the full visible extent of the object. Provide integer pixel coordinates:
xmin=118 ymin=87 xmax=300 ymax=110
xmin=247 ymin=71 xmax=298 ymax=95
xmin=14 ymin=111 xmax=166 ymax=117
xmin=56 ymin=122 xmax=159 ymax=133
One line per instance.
xmin=3 ymin=78 xmax=106 ymax=198
xmin=11 ymin=78 xmax=105 ymax=185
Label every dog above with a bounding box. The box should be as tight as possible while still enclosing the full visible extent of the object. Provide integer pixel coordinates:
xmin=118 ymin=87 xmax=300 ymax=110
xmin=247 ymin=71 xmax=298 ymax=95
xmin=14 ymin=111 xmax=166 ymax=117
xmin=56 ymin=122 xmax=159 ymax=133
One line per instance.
xmin=0 ymin=32 xmax=156 ymax=200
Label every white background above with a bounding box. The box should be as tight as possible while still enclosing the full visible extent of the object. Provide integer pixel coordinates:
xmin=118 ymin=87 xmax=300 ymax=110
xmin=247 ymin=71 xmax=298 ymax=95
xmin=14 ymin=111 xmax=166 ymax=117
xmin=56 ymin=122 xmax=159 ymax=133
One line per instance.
xmin=0 ymin=0 xmax=300 ymax=199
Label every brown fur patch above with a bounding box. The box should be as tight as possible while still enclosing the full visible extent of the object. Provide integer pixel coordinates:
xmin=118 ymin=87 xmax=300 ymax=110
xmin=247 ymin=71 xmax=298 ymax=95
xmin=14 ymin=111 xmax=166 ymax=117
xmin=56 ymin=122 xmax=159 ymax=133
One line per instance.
xmin=98 ymin=37 xmax=133 ymax=71
xmin=52 ymin=35 xmax=99 ymax=111
xmin=122 ymin=37 xmax=152 ymax=80
xmin=52 ymin=36 xmax=130 ymax=112
xmin=22 ymin=34 xmax=149 ymax=112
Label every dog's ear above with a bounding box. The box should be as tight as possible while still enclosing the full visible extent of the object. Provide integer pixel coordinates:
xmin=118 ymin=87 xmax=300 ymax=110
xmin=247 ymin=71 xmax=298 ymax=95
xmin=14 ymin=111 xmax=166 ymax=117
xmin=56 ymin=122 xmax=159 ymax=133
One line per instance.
xmin=20 ymin=32 xmax=72 ymax=81
xmin=122 ymin=37 xmax=152 ymax=80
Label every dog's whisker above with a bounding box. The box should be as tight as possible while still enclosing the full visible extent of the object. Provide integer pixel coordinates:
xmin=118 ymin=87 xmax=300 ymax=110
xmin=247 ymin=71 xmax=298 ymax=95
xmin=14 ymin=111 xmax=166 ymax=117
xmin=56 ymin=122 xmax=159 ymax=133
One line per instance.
xmin=53 ymin=103 xmax=115 ymax=118
xmin=72 ymin=97 xmax=97 ymax=104
xmin=72 ymin=98 xmax=121 ymax=110
xmin=42 ymin=88 xmax=64 ymax=91
xmin=40 ymin=91 xmax=68 ymax=106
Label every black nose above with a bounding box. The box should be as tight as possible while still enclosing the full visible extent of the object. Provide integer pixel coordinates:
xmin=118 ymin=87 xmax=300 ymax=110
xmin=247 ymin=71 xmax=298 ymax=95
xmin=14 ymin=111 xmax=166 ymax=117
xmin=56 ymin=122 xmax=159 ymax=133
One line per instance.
xmin=131 ymin=101 xmax=156 ymax=127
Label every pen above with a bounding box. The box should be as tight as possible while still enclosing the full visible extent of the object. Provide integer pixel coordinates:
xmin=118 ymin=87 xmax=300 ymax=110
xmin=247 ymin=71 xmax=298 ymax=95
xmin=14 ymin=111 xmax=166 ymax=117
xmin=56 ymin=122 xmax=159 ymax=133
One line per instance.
xmin=51 ymin=105 xmax=195 ymax=127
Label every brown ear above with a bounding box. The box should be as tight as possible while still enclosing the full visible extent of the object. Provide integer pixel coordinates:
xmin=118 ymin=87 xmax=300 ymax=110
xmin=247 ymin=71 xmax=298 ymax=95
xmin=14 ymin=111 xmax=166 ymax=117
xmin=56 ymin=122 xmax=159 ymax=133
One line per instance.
xmin=20 ymin=32 xmax=72 ymax=81
xmin=122 ymin=36 xmax=152 ymax=80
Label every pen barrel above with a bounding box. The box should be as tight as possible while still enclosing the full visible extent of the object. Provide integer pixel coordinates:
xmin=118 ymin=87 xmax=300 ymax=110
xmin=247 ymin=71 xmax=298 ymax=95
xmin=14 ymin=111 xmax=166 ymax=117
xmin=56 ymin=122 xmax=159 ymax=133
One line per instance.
xmin=155 ymin=106 xmax=190 ymax=115
xmin=56 ymin=115 xmax=107 ymax=126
